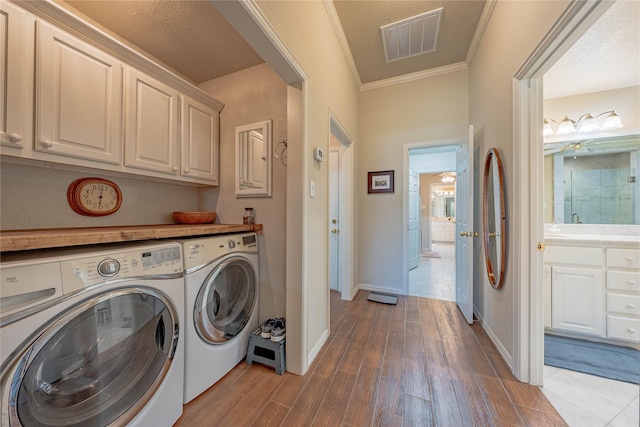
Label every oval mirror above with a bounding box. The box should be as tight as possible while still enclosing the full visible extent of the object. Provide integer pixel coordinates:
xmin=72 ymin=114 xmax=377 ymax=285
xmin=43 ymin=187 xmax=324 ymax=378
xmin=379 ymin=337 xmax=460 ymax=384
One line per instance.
xmin=483 ymin=148 xmax=506 ymax=289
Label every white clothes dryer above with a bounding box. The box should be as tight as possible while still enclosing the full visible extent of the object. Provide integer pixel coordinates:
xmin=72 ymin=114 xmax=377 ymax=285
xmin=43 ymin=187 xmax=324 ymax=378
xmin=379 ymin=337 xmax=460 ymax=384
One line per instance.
xmin=0 ymin=241 xmax=185 ymax=427
xmin=181 ymin=233 xmax=259 ymax=404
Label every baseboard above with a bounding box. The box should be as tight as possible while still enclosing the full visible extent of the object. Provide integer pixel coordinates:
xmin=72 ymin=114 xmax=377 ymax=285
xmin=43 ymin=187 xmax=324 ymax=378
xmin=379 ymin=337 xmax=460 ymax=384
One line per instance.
xmin=307 ymin=329 xmax=329 ymax=368
xmin=481 ymin=317 xmax=514 ymax=372
xmin=357 ymin=283 xmax=405 ymax=296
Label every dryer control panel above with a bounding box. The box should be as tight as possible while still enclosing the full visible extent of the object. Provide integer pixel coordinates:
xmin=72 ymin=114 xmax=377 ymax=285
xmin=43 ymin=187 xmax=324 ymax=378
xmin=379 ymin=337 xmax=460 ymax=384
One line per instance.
xmin=182 ymin=233 xmax=258 ymax=271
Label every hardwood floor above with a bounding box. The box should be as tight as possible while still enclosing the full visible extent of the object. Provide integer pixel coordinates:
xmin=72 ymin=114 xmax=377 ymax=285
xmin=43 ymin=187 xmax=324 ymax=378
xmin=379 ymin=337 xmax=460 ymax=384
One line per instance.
xmin=175 ymin=291 xmax=567 ymax=426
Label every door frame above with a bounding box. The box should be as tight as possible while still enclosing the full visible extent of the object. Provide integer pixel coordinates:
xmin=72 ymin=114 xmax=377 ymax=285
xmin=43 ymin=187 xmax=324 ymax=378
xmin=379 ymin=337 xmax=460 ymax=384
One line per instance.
xmin=328 ymin=111 xmax=354 ymax=301
xmin=512 ymin=0 xmax=613 ymax=385
xmin=402 ymin=137 xmax=464 ymax=296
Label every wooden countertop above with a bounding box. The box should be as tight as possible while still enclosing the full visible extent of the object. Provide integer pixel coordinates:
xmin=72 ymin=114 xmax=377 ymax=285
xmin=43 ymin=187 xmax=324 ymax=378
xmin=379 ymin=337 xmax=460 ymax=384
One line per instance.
xmin=0 ymin=223 xmax=263 ymax=252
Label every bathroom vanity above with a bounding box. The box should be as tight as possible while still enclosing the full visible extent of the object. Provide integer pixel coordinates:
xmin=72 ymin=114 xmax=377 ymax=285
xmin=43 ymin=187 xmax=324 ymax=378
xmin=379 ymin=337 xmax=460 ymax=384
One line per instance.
xmin=544 ymin=227 xmax=640 ymax=346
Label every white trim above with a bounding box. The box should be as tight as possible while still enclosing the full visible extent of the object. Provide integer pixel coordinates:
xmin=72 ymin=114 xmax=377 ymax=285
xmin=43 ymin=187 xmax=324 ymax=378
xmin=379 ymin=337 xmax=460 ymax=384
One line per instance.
xmin=361 ymin=62 xmax=468 ymax=92
xmin=465 ymin=0 xmax=497 ymax=66
xmin=328 ymin=111 xmax=355 ymax=302
xmin=512 ymin=0 xmax=614 ymax=385
xmin=323 ymin=0 xmax=361 ymax=88
xmin=483 ymin=318 xmax=514 ymax=371
xmin=358 ymin=283 xmax=402 ymax=296
xmin=307 ymin=329 xmax=329 ymax=368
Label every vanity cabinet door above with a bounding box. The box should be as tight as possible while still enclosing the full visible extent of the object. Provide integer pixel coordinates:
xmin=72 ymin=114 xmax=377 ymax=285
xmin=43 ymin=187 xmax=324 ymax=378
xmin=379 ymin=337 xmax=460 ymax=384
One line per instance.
xmin=36 ymin=20 xmax=123 ymax=164
xmin=0 ymin=2 xmax=34 ymax=157
xmin=181 ymin=95 xmax=219 ymax=184
xmin=551 ymin=266 xmax=604 ymax=336
xmin=124 ymin=66 xmax=179 ymax=175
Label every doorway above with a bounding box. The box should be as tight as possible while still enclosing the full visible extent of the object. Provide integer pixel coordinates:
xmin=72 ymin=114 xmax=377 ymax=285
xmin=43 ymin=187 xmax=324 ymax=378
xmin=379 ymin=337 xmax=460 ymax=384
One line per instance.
xmin=406 ymin=144 xmax=458 ymax=301
xmin=328 ymin=112 xmax=354 ymax=301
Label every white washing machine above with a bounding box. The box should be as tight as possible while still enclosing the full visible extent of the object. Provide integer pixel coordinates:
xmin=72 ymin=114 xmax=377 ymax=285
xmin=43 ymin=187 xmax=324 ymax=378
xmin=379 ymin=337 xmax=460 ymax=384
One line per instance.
xmin=0 ymin=241 xmax=185 ymax=427
xmin=181 ymin=233 xmax=259 ymax=404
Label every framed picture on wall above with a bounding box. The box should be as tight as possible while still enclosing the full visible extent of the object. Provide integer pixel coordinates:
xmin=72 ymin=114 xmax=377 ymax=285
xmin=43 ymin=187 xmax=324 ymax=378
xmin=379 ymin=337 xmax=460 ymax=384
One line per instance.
xmin=368 ymin=170 xmax=394 ymax=194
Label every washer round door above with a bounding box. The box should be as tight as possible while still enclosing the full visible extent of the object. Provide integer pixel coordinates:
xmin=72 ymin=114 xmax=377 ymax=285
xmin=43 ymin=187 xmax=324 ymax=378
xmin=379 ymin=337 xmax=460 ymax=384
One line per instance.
xmin=194 ymin=256 xmax=257 ymax=344
xmin=1 ymin=288 xmax=179 ymax=427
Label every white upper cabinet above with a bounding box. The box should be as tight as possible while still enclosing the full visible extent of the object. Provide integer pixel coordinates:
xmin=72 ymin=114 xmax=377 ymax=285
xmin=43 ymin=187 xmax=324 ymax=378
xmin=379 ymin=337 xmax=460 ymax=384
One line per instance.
xmin=181 ymin=95 xmax=219 ymax=184
xmin=124 ymin=66 xmax=179 ymax=175
xmin=35 ymin=20 xmax=123 ymax=165
xmin=0 ymin=1 xmax=34 ymax=156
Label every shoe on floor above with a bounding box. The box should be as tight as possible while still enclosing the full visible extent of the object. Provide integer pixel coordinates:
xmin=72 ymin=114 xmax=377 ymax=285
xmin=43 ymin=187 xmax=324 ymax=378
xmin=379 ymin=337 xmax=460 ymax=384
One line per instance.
xmin=260 ymin=318 xmax=276 ymax=338
xmin=270 ymin=318 xmax=286 ymax=342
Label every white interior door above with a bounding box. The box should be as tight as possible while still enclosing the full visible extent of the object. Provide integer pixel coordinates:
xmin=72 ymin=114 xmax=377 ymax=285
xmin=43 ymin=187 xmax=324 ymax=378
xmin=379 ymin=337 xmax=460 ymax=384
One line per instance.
xmin=456 ymin=125 xmax=474 ymax=324
xmin=329 ymin=149 xmax=340 ymax=291
xmin=408 ymin=171 xmax=420 ymax=270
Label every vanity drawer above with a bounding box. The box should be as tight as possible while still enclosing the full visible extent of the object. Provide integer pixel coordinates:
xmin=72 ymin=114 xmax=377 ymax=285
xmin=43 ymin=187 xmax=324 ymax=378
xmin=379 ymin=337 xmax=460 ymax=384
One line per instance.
xmin=607 ymin=293 xmax=640 ymax=317
xmin=545 ymin=246 xmax=602 ymax=267
xmin=607 ymin=315 xmax=640 ymax=343
xmin=607 ymin=270 xmax=640 ymax=292
xmin=606 ymin=248 xmax=640 ymax=270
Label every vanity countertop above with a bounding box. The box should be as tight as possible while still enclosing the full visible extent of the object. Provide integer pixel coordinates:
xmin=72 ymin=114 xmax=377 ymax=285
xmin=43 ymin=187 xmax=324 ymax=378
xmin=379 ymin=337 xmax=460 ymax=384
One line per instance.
xmin=544 ymin=233 xmax=640 ymax=246
xmin=0 ymin=223 xmax=263 ymax=252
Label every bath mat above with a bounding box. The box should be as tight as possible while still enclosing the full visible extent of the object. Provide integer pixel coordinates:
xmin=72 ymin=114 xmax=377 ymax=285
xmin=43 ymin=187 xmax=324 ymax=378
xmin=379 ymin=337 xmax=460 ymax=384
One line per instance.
xmin=421 ymin=251 xmax=441 ymax=258
xmin=367 ymin=292 xmax=398 ymax=305
xmin=544 ymin=334 xmax=640 ymax=384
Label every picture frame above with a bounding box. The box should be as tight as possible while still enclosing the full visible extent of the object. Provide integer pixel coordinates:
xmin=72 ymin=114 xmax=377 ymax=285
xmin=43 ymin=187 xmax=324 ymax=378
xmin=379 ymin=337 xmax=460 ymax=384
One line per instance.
xmin=368 ymin=170 xmax=394 ymax=194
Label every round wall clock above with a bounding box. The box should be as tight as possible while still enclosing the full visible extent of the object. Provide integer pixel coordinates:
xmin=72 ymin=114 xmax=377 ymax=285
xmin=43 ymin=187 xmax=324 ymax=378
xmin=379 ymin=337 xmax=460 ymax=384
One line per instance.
xmin=67 ymin=177 xmax=123 ymax=216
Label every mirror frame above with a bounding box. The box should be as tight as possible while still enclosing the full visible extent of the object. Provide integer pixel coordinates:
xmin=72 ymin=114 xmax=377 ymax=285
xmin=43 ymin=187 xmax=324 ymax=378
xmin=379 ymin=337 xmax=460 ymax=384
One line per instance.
xmin=483 ymin=148 xmax=506 ymax=289
xmin=235 ymin=120 xmax=272 ymax=197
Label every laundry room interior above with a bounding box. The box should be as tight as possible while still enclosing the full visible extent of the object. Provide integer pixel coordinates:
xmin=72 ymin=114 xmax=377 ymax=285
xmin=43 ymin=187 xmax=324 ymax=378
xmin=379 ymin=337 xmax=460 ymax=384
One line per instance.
xmin=1 ymin=0 xmax=638 ymax=426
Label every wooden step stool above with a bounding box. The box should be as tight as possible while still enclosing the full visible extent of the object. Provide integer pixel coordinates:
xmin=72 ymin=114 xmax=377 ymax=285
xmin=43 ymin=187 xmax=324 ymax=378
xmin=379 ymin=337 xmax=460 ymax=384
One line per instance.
xmin=246 ymin=329 xmax=285 ymax=375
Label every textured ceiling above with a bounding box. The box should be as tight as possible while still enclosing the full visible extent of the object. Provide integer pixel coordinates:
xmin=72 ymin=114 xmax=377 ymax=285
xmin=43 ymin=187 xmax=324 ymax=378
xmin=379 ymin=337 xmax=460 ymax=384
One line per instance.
xmin=60 ymin=0 xmax=485 ymax=85
xmin=544 ymin=0 xmax=640 ymax=99
xmin=60 ymin=0 xmax=637 ymax=95
xmin=333 ymin=0 xmax=485 ymax=83
xmin=62 ymin=0 xmax=265 ymax=84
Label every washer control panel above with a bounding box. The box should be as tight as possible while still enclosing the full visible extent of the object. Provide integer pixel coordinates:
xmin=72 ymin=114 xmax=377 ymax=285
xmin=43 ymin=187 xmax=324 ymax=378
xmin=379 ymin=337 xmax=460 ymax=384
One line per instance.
xmin=60 ymin=243 xmax=183 ymax=294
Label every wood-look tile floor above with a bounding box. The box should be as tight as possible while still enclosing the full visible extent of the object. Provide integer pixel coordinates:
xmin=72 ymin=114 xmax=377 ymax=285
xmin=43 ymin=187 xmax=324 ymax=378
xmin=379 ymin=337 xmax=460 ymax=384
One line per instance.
xmin=174 ymin=291 xmax=568 ymax=426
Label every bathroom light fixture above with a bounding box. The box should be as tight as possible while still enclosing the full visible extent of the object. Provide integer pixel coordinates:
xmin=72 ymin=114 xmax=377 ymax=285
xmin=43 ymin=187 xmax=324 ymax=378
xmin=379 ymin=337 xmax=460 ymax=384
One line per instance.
xmin=543 ymin=110 xmax=623 ymax=136
xmin=441 ymin=173 xmax=455 ymax=183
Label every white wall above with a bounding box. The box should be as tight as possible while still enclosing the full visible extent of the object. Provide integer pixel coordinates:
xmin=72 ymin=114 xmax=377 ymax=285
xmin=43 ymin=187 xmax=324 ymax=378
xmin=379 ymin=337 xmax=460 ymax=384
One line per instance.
xmin=357 ymin=70 xmax=469 ymax=294
xmin=198 ymin=63 xmax=288 ymax=323
xmin=468 ymin=0 xmax=569 ymax=362
xmin=0 ymin=162 xmax=198 ymax=230
xmin=255 ymin=0 xmax=360 ymax=370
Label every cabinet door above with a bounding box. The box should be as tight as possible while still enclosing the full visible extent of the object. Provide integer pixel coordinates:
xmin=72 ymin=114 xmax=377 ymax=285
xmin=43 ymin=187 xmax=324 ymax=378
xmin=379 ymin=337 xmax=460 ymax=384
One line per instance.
xmin=181 ymin=95 xmax=219 ymax=184
xmin=36 ymin=21 xmax=122 ymax=164
xmin=0 ymin=1 xmax=34 ymax=156
xmin=124 ymin=66 xmax=179 ymax=175
xmin=551 ymin=266 xmax=604 ymax=336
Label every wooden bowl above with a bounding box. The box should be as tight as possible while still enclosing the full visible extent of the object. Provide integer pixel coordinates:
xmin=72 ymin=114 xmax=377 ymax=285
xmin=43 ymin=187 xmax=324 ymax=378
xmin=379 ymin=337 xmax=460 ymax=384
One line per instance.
xmin=173 ymin=211 xmax=216 ymax=224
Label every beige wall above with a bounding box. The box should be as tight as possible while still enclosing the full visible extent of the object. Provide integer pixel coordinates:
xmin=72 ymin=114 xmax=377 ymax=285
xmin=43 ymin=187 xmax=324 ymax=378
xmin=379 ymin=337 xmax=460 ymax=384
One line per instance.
xmin=469 ymin=0 xmax=569 ymax=360
xmin=0 ymin=162 xmax=198 ymax=230
xmin=255 ymin=0 xmax=360 ymax=369
xmin=198 ymin=63 xmax=288 ymax=323
xmin=358 ymin=70 xmax=469 ymax=293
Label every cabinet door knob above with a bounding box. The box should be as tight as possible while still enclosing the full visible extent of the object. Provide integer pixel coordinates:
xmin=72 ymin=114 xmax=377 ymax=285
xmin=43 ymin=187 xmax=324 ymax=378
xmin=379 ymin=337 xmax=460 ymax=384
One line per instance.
xmin=1 ymin=132 xmax=23 ymax=143
xmin=172 ymin=166 xmax=178 ymax=172
xmin=626 ymin=304 xmax=636 ymax=309
xmin=41 ymin=140 xmax=54 ymax=149
xmin=184 ymin=168 xmax=190 ymax=174
xmin=627 ymin=328 xmax=636 ymax=333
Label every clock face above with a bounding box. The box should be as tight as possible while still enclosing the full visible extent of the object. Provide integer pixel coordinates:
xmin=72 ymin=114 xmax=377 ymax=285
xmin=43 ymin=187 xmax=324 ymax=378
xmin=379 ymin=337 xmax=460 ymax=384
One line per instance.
xmin=68 ymin=178 xmax=122 ymax=216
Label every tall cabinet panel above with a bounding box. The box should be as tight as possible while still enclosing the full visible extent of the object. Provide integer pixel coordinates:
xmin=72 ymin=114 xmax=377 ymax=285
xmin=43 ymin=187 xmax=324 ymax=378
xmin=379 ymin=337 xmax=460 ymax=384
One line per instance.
xmin=0 ymin=1 xmax=34 ymax=157
xmin=124 ymin=66 xmax=179 ymax=175
xmin=551 ymin=266 xmax=604 ymax=336
xmin=36 ymin=20 xmax=123 ymax=164
xmin=181 ymin=95 xmax=219 ymax=184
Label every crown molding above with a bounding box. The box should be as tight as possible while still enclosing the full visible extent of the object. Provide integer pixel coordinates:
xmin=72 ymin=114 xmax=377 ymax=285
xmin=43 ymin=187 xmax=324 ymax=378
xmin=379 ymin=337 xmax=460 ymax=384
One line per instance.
xmin=323 ymin=0 xmax=362 ymax=88
xmin=361 ymin=62 xmax=468 ymax=92
xmin=466 ymin=0 xmax=497 ymax=66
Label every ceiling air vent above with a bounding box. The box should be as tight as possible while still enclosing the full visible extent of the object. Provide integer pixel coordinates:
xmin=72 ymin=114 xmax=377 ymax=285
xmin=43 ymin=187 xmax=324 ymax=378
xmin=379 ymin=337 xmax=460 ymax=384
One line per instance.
xmin=381 ymin=7 xmax=443 ymax=63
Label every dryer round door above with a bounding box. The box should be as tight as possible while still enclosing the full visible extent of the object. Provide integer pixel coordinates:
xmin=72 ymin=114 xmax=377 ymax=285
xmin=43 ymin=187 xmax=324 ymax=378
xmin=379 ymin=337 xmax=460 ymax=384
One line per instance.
xmin=0 ymin=287 xmax=179 ymax=427
xmin=194 ymin=256 xmax=257 ymax=344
